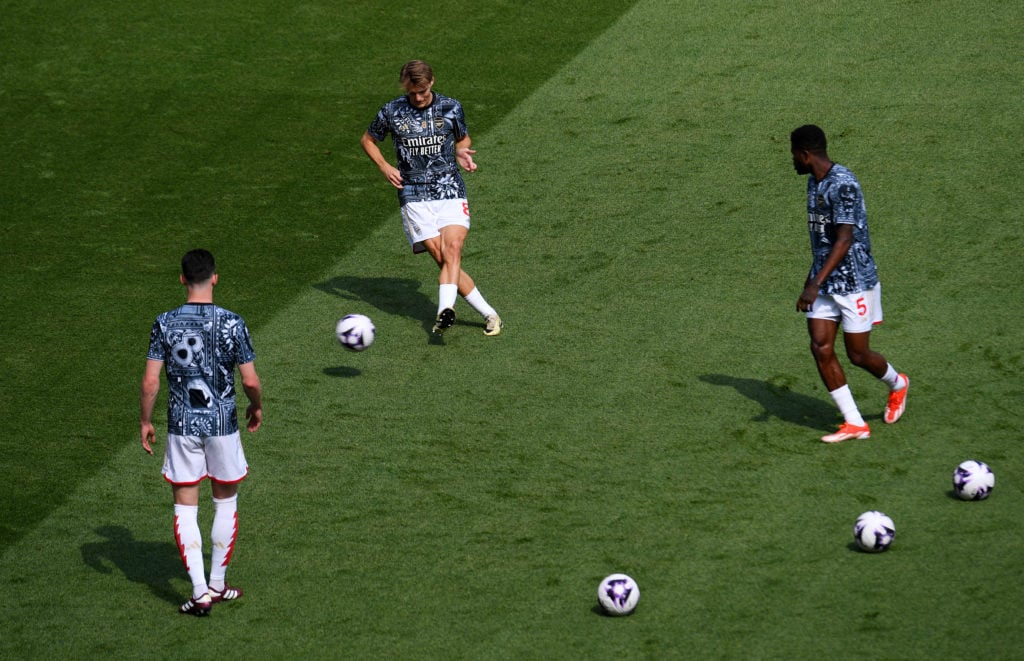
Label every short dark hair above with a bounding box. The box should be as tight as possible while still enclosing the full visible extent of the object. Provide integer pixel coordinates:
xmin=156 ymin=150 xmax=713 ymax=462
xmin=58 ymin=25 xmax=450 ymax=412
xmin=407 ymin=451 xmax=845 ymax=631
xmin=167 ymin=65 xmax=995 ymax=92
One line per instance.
xmin=181 ymin=249 xmax=216 ymax=284
xmin=790 ymin=124 xmax=828 ymax=152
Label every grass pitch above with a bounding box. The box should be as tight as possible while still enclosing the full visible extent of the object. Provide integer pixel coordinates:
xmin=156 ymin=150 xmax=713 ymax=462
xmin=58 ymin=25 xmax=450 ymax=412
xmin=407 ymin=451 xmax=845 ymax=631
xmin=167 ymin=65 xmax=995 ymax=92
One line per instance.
xmin=2 ymin=0 xmax=1023 ymax=658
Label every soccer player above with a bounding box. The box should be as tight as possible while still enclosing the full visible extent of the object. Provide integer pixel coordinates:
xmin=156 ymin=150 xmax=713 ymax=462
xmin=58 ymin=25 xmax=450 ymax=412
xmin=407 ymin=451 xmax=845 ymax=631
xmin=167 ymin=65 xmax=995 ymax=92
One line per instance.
xmin=790 ymin=125 xmax=909 ymax=443
xmin=360 ymin=60 xmax=502 ymax=337
xmin=140 ymin=249 xmax=263 ymax=615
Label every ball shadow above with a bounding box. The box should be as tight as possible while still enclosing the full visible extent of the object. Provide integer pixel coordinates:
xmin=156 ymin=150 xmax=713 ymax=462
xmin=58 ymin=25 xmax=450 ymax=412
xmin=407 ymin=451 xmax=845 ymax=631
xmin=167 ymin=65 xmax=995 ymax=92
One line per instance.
xmin=323 ymin=366 xmax=362 ymax=378
xmin=591 ymin=604 xmax=636 ymax=617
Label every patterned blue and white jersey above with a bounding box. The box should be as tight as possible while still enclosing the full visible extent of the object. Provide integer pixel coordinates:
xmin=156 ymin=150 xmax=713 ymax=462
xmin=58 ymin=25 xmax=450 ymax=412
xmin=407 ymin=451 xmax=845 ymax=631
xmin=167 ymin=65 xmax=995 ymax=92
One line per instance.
xmin=367 ymin=92 xmax=469 ymax=205
xmin=805 ymin=164 xmax=879 ymax=296
xmin=147 ymin=303 xmax=256 ymax=436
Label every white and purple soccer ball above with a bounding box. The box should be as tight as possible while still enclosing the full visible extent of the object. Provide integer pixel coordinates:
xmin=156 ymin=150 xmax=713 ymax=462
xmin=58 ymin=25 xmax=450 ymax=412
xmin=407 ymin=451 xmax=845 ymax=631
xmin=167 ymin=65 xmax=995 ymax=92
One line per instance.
xmin=853 ymin=511 xmax=895 ymax=553
xmin=335 ymin=314 xmax=375 ymax=352
xmin=953 ymin=460 xmax=995 ymax=500
xmin=597 ymin=573 xmax=639 ymax=616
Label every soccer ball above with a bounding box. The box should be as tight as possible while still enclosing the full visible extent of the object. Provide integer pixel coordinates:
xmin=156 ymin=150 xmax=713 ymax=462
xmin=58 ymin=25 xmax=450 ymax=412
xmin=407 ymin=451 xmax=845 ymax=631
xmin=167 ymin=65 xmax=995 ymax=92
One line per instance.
xmin=953 ymin=460 xmax=995 ymax=500
xmin=853 ymin=511 xmax=895 ymax=553
xmin=335 ymin=314 xmax=375 ymax=352
xmin=597 ymin=573 xmax=639 ymax=616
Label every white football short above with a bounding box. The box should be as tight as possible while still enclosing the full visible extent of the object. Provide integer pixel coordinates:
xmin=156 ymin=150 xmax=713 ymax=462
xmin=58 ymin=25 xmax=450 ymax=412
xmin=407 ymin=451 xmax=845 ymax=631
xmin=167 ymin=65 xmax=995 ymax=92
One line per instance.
xmin=807 ymin=283 xmax=884 ymax=333
xmin=400 ymin=198 xmax=470 ymax=254
xmin=162 ymin=432 xmax=248 ymax=486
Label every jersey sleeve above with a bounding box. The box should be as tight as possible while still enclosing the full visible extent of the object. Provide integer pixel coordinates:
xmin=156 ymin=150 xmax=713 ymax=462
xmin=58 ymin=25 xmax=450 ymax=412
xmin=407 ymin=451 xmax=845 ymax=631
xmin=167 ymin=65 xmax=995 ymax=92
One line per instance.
xmin=146 ymin=318 xmax=165 ymax=361
xmin=451 ymin=100 xmax=468 ymax=140
xmin=366 ymin=104 xmax=391 ymax=141
xmin=234 ymin=319 xmax=257 ymax=365
xmin=833 ymin=182 xmax=861 ymax=225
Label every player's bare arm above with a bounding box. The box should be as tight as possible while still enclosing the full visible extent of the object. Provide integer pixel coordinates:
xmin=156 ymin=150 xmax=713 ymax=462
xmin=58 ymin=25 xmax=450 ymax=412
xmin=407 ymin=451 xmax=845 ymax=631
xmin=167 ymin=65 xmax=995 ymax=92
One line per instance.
xmin=139 ymin=358 xmax=163 ymax=455
xmin=797 ymin=225 xmax=853 ymax=312
xmin=360 ymin=131 xmax=403 ymax=189
xmin=239 ymin=361 xmax=263 ymax=432
xmin=455 ymin=135 xmax=477 ymax=173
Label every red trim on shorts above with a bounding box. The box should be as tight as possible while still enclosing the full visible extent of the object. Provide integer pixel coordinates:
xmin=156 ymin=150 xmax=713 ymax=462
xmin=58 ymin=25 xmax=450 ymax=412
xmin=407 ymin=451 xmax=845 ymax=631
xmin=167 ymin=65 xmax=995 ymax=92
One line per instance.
xmin=164 ymin=474 xmax=208 ymax=486
xmin=210 ymin=468 xmax=248 ymax=485
xmin=163 ymin=469 xmax=248 ymax=487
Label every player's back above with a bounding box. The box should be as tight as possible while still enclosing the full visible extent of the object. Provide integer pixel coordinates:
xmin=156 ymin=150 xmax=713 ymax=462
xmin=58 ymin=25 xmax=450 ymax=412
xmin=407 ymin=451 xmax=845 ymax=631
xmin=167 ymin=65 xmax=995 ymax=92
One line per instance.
xmin=148 ymin=303 xmax=256 ymax=436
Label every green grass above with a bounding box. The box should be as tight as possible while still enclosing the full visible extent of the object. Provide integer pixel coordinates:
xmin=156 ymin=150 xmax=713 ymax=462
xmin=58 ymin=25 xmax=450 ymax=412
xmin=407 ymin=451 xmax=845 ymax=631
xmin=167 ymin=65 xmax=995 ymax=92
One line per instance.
xmin=2 ymin=0 xmax=1023 ymax=658
xmin=0 ymin=0 xmax=637 ymax=549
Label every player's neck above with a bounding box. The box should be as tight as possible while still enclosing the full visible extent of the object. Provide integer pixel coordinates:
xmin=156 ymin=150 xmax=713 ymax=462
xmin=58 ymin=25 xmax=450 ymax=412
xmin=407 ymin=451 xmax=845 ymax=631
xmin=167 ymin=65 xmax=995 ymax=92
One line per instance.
xmin=811 ymin=158 xmax=834 ymax=182
xmin=186 ymin=285 xmax=215 ymax=304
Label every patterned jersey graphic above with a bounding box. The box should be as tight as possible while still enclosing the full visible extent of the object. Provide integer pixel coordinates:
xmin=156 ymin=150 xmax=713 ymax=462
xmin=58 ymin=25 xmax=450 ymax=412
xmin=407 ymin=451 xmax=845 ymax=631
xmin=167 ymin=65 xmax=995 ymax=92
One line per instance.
xmin=367 ymin=92 xmax=469 ymax=205
xmin=805 ymin=164 xmax=879 ymax=296
xmin=147 ymin=303 xmax=256 ymax=436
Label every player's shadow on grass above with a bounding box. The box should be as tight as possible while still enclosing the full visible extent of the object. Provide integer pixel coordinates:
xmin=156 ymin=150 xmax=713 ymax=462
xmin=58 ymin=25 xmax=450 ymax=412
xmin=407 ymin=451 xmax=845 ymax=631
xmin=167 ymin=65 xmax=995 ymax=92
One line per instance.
xmin=314 ymin=275 xmax=442 ymax=341
xmin=80 ymin=525 xmax=184 ymax=606
xmin=699 ymin=374 xmax=837 ymax=431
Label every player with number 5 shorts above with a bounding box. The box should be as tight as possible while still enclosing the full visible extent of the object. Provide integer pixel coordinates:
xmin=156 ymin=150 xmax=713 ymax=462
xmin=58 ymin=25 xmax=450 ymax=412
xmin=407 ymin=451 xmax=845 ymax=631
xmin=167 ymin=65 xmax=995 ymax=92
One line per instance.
xmin=790 ymin=125 xmax=909 ymax=443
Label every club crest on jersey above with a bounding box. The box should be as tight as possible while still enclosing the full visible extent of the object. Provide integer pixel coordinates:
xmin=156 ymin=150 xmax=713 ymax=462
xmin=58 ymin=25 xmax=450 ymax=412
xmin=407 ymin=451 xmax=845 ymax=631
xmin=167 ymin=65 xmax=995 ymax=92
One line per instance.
xmin=433 ymin=116 xmax=445 ymax=130
xmin=816 ymin=195 xmax=826 ymax=208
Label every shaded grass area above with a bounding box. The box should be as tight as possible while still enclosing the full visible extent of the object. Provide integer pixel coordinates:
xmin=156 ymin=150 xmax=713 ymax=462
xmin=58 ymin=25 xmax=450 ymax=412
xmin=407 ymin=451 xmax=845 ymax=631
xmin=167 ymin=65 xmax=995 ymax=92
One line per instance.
xmin=0 ymin=0 xmax=639 ymax=550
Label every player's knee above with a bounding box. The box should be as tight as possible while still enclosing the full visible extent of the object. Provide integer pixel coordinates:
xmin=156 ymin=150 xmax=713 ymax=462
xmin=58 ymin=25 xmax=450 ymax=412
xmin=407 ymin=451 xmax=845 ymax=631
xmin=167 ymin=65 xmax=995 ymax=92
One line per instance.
xmin=810 ymin=340 xmax=834 ymax=361
xmin=442 ymin=237 xmax=464 ymax=258
xmin=846 ymin=348 xmax=876 ymax=369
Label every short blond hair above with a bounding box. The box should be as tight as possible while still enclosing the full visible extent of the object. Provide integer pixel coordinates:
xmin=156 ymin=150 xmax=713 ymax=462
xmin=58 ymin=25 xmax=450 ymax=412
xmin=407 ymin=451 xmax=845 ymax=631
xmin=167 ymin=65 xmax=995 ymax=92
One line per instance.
xmin=399 ymin=60 xmax=434 ymax=86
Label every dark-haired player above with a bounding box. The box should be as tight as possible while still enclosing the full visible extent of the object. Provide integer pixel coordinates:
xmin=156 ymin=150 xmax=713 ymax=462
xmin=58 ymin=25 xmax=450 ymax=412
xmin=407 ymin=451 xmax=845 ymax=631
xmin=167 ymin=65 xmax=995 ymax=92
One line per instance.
xmin=140 ymin=249 xmax=263 ymax=614
xmin=790 ymin=125 xmax=909 ymax=443
xmin=361 ymin=60 xmax=502 ymax=336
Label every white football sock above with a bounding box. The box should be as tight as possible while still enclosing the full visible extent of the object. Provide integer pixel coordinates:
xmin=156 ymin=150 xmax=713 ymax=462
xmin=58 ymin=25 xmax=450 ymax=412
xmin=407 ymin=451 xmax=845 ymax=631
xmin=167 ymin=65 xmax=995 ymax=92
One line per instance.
xmin=438 ymin=284 xmax=458 ymax=313
xmin=829 ymin=385 xmax=866 ymax=427
xmin=462 ymin=287 xmax=497 ymax=319
xmin=209 ymin=495 xmax=238 ymax=589
xmin=173 ymin=504 xmax=208 ymax=598
xmin=880 ymin=364 xmax=906 ymax=391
